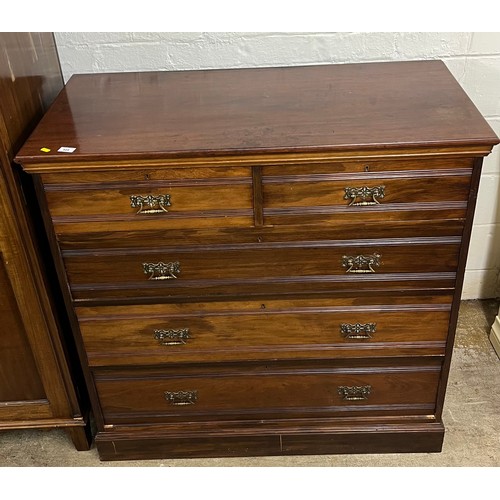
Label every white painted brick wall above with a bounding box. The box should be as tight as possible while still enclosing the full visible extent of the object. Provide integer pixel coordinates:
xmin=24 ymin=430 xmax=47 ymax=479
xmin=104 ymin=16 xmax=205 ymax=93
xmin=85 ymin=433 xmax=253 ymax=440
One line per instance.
xmin=54 ymin=32 xmax=500 ymax=299
xmin=55 ymin=32 xmax=476 ymax=80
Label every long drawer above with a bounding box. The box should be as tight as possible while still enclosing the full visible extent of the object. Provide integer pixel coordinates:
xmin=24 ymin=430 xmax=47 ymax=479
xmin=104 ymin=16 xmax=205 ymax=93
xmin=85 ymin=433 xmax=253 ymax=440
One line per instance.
xmin=63 ymin=237 xmax=461 ymax=301
xmin=94 ymin=360 xmax=442 ymax=424
xmin=77 ymin=296 xmax=452 ymax=366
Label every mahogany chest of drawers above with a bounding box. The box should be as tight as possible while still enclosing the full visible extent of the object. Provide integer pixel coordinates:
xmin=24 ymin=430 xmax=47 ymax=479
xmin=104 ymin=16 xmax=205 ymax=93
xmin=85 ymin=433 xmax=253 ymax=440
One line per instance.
xmin=15 ymin=61 xmax=499 ymax=460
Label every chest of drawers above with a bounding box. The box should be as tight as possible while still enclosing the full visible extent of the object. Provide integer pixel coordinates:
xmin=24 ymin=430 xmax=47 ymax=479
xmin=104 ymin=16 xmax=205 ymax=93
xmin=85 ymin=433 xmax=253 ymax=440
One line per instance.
xmin=15 ymin=61 xmax=499 ymax=460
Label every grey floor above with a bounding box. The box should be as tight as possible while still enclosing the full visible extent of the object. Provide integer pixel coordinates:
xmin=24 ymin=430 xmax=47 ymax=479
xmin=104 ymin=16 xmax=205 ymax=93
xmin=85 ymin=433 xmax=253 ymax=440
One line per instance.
xmin=1 ymin=299 xmax=499 ymax=467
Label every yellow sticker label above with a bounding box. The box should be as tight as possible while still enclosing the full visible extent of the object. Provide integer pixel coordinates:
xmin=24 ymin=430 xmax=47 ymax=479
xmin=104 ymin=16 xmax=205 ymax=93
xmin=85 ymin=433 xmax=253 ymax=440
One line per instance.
xmin=40 ymin=147 xmax=51 ymax=153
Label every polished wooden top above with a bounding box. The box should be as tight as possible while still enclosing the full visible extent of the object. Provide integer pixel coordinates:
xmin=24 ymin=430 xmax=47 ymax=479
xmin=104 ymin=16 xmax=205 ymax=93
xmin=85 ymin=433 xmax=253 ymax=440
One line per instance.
xmin=15 ymin=60 xmax=499 ymax=164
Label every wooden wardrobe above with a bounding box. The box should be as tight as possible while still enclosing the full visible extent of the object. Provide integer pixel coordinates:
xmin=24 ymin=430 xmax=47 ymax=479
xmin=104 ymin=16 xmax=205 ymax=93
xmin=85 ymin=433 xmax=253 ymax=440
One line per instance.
xmin=0 ymin=33 xmax=90 ymax=449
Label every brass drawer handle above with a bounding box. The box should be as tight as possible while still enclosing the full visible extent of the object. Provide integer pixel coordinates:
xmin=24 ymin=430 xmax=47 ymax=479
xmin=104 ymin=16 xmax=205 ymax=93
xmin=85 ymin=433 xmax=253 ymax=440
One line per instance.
xmin=143 ymin=261 xmax=180 ymax=280
xmin=338 ymin=385 xmax=372 ymax=401
xmin=164 ymin=390 xmax=198 ymax=406
xmin=340 ymin=323 xmax=376 ymax=339
xmin=130 ymin=194 xmax=171 ymax=214
xmin=342 ymin=253 xmax=381 ymax=273
xmin=344 ymin=186 xmax=385 ymax=206
xmin=154 ymin=328 xmax=190 ymax=345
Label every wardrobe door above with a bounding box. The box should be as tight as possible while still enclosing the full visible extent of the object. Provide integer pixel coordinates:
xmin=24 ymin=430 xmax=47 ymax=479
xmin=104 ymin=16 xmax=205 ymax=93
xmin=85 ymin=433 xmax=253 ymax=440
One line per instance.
xmin=0 ymin=32 xmax=90 ymax=449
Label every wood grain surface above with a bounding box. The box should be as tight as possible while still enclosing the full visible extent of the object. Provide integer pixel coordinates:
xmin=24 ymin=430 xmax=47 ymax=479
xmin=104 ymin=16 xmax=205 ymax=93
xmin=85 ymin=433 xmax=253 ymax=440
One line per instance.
xmin=94 ymin=361 xmax=442 ymax=424
xmin=77 ymin=296 xmax=451 ymax=366
xmin=15 ymin=61 xmax=499 ymax=164
xmin=0 ymin=32 xmax=90 ymax=448
xmin=14 ymin=60 xmax=499 ymax=460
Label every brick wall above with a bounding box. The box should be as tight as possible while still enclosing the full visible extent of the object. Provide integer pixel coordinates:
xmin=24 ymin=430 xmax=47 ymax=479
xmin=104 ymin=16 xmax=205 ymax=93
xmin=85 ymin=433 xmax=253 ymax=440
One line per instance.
xmin=54 ymin=32 xmax=500 ymax=299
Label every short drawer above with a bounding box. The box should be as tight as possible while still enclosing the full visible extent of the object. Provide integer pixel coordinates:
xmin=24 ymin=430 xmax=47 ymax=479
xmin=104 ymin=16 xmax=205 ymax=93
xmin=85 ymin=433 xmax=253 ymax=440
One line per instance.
xmin=77 ymin=296 xmax=452 ymax=366
xmin=41 ymin=166 xmax=253 ymax=232
xmin=64 ymin=237 xmax=460 ymax=301
xmin=94 ymin=360 xmax=442 ymax=424
xmin=262 ymin=158 xmax=473 ymax=226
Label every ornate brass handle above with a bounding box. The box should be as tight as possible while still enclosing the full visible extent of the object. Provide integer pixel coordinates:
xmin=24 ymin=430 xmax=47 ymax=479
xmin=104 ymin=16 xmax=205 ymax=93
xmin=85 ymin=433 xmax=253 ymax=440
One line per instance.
xmin=340 ymin=323 xmax=376 ymax=339
xmin=143 ymin=261 xmax=180 ymax=280
xmin=344 ymin=186 xmax=385 ymax=206
xmin=342 ymin=253 xmax=381 ymax=273
xmin=154 ymin=328 xmax=190 ymax=345
xmin=130 ymin=194 xmax=171 ymax=214
xmin=164 ymin=390 xmax=198 ymax=406
xmin=338 ymin=385 xmax=372 ymax=401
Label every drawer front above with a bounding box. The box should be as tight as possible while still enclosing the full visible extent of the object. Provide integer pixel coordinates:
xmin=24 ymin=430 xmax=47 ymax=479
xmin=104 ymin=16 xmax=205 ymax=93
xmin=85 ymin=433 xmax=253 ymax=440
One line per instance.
xmin=263 ymin=159 xmax=472 ymax=226
xmin=64 ymin=238 xmax=460 ymax=301
xmin=94 ymin=362 xmax=442 ymax=424
xmin=42 ymin=166 xmax=253 ymax=232
xmin=77 ymin=296 xmax=452 ymax=366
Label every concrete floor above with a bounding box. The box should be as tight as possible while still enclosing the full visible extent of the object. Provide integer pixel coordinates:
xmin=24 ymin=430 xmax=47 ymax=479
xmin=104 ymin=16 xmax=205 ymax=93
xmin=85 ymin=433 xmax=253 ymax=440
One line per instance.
xmin=1 ymin=299 xmax=499 ymax=467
